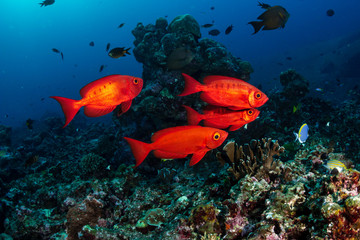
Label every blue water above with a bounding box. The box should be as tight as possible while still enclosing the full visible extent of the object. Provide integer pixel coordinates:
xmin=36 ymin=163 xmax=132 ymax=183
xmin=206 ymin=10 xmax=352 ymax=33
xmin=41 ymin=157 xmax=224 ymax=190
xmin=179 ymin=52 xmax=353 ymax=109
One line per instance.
xmin=0 ymin=0 xmax=359 ymax=127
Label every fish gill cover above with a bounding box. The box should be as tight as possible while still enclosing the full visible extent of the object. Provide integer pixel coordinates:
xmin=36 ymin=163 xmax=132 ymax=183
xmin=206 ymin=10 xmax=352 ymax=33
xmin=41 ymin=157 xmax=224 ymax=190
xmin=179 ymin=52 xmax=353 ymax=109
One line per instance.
xmin=0 ymin=0 xmax=360 ymax=239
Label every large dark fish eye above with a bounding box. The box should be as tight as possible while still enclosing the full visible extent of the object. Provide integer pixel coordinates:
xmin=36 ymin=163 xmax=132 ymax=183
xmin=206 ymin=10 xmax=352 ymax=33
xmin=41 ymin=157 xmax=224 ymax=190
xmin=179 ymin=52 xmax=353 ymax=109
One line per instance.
xmin=213 ymin=132 xmax=220 ymax=140
xmin=255 ymin=92 xmax=262 ymax=99
xmin=248 ymin=110 xmax=253 ymax=115
xmin=133 ymin=78 xmax=139 ymax=84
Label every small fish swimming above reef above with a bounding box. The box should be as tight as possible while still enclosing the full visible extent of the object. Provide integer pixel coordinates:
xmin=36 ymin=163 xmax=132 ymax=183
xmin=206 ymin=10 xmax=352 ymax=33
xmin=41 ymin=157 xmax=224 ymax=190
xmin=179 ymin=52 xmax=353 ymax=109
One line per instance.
xmin=50 ymin=75 xmax=143 ymax=128
xmin=209 ymin=29 xmax=221 ymax=36
xmin=201 ymin=23 xmax=214 ymax=28
xmin=294 ymin=123 xmax=309 ymax=144
xmin=248 ymin=2 xmax=290 ymax=34
xmin=108 ymin=47 xmax=131 ymax=59
xmin=166 ymin=47 xmax=194 ymax=70
xmin=179 ymin=74 xmax=269 ymax=110
xmin=99 ymin=65 xmax=105 ymax=72
xmin=225 ymin=25 xmax=233 ymax=35
xmin=26 ymin=118 xmax=34 ymax=129
xmin=326 ymin=9 xmax=335 ymax=17
xmin=118 ymin=23 xmax=125 ymax=28
xmin=39 ymin=0 xmax=54 ymax=7
xmin=106 ymin=43 xmax=111 ymax=52
xmin=183 ymin=105 xmax=260 ymax=131
xmin=52 ymin=48 xmax=60 ymax=53
xmin=89 ymin=41 xmax=94 ymax=47
xmin=124 ymin=126 xmax=228 ymax=167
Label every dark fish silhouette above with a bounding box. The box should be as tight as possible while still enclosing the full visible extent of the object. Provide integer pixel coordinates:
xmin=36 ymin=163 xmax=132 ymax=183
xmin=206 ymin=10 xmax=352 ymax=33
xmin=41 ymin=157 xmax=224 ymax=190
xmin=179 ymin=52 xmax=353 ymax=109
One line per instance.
xmin=99 ymin=65 xmax=105 ymax=72
xmin=286 ymin=56 xmax=292 ymax=60
xmin=108 ymin=47 xmax=131 ymax=58
xmin=106 ymin=43 xmax=111 ymax=52
xmin=25 ymin=155 xmax=39 ymax=168
xmin=210 ymin=6 xmax=215 ymax=10
xmin=26 ymin=118 xmax=34 ymax=129
xmin=118 ymin=23 xmax=125 ymax=28
xmin=52 ymin=48 xmax=60 ymax=53
xmin=39 ymin=0 xmax=54 ymax=7
xmin=225 ymin=25 xmax=233 ymax=35
xmin=166 ymin=47 xmax=194 ymax=70
xmin=89 ymin=41 xmax=94 ymax=46
xmin=60 ymin=52 xmax=64 ymax=60
xmin=326 ymin=9 xmax=335 ymax=17
xmin=248 ymin=3 xmax=290 ymax=34
xmin=209 ymin=29 xmax=220 ymax=36
xmin=201 ymin=23 xmax=214 ymax=28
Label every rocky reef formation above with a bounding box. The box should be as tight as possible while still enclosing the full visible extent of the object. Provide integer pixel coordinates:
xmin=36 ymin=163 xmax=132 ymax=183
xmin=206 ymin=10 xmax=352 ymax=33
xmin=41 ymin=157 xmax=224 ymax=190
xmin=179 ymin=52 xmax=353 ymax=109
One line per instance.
xmin=111 ymin=14 xmax=254 ymax=150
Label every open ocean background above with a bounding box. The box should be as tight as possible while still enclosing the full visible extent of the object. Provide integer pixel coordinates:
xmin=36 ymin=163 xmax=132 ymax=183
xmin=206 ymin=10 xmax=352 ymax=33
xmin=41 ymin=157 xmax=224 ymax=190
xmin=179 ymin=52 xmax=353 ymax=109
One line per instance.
xmin=0 ymin=0 xmax=359 ymax=128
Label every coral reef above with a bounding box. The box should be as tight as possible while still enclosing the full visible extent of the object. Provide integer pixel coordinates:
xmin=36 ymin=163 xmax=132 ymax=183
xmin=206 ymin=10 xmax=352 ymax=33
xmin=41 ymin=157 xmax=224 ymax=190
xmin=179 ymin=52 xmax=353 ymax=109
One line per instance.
xmin=216 ymin=138 xmax=285 ymax=181
xmin=0 ymin=125 xmax=11 ymax=146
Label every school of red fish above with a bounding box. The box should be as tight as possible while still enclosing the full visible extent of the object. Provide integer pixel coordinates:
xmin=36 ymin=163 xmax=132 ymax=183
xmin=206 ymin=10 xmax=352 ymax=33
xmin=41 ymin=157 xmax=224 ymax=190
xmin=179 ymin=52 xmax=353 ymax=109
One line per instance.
xmin=51 ymin=73 xmax=268 ymax=167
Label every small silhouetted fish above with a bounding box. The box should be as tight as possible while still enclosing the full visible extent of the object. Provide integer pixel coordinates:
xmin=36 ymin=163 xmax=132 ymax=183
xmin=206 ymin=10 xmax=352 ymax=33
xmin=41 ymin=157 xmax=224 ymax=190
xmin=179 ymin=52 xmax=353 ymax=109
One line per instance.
xmin=41 ymin=97 xmax=45 ymax=101
xmin=99 ymin=65 xmax=105 ymax=72
xmin=108 ymin=47 xmax=131 ymax=58
xmin=210 ymin=6 xmax=215 ymax=10
xmin=106 ymin=43 xmax=111 ymax=52
xmin=225 ymin=25 xmax=233 ymax=35
xmin=52 ymin=48 xmax=60 ymax=53
xmin=258 ymin=2 xmax=271 ymax=9
xmin=25 ymin=155 xmax=39 ymax=168
xmin=118 ymin=23 xmax=125 ymax=28
xmin=209 ymin=29 xmax=220 ymax=36
xmin=4 ymin=114 xmax=8 ymax=118
xmin=286 ymin=56 xmax=292 ymax=60
xmin=60 ymin=52 xmax=64 ymax=60
xmin=167 ymin=47 xmax=194 ymax=70
xmin=326 ymin=9 xmax=335 ymax=17
xmin=26 ymin=118 xmax=34 ymax=129
xmin=201 ymin=23 xmax=214 ymax=28
xmin=39 ymin=0 xmax=54 ymax=7
xmin=89 ymin=41 xmax=94 ymax=46
xmin=249 ymin=3 xmax=290 ymax=34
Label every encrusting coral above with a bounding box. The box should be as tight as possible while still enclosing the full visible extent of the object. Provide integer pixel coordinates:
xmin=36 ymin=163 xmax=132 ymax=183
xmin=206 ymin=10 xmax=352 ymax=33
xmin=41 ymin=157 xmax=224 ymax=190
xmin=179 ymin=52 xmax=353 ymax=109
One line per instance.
xmin=216 ymin=138 xmax=285 ymax=181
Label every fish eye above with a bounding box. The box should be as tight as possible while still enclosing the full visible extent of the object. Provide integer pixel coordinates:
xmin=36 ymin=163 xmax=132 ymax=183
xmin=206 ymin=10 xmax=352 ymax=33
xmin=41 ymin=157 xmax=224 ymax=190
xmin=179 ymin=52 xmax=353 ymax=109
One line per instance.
xmin=248 ymin=110 xmax=253 ymax=115
xmin=133 ymin=78 xmax=139 ymax=84
xmin=213 ymin=132 xmax=221 ymax=140
xmin=255 ymin=92 xmax=262 ymax=99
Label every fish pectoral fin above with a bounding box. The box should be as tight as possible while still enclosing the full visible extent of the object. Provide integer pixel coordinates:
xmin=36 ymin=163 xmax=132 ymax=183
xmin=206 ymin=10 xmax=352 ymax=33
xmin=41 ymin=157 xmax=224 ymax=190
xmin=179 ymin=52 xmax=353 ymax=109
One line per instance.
xmin=153 ymin=150 xmax=188 ymax=159
xmin=84 ymin=105 xmax=116 ymax=117
xmin=189 ymin=151 xmax=208 ymax=166
xmin=228 ymin=125 xmax=243 ymax=131
xmin=118 ymin=100 xmax=132 ymax=116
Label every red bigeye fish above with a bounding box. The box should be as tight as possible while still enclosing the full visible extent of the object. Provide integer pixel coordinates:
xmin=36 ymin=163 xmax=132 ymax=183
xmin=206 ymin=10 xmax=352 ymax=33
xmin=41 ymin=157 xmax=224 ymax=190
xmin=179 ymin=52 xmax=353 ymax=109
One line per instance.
xmin=179 ymin=73 xmax=268 ymax=110
xmin=124 ymin=126 xmax=228 ymax=167
xmin=183 ymin=105 xmax=260 ymax=131
xmin=50 ymin=75 xmax=143 ymax=128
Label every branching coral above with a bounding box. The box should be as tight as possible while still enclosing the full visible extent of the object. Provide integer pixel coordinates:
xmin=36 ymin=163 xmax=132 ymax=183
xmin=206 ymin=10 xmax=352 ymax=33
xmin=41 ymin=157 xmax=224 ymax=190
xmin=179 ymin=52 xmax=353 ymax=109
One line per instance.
xmin=216 ymin=138 xmax=285 ymax=181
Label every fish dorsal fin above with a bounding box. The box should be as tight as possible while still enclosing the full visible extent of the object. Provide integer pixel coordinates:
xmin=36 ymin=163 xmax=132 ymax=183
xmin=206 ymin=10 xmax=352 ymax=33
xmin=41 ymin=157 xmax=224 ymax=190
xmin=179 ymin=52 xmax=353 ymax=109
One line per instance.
xmin=80 ymin=75 xmax=120 ymax=98
xmin=84 ymin=105 xmax=116 ymax=117
xmin=151 ymin=126 xmax=196 ymax=142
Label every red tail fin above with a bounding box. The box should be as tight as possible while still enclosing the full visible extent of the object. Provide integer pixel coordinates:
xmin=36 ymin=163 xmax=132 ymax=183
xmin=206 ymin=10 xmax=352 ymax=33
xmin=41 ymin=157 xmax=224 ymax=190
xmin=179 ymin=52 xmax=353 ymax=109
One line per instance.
xmin=182 ymin=105 xmax=203 ymax=125
xmin=123 ymin=137 xmax=152 ymax=167
xmin=178 ymin=73 xmax=203 ymax=96
xmin=50 ymin=96 xmax=81 ymax=128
